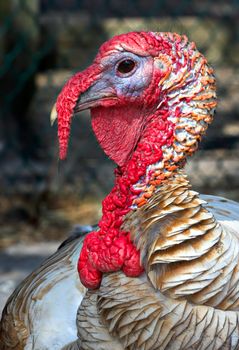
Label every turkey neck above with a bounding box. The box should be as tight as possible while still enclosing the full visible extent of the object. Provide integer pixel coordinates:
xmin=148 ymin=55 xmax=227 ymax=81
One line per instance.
xmin=123 ymin=170 xmax=239 ymax=310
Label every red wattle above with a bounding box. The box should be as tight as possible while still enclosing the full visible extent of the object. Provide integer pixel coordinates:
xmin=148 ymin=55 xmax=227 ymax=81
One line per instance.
xmin=78 ymin=110 xmax=175 ymax=288
xmin=91 ymin=105 xmax=145 ymax=167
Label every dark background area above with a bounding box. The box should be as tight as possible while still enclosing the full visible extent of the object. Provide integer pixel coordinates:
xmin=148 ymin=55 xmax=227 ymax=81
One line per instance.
xmin=0 ymin=0 xmax=239 ymax=247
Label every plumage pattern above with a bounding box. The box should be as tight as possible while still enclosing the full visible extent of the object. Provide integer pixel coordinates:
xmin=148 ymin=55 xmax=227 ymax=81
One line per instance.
xmin=125 ymin=172 xmax=239 ymax=309
xmin=95 ymin=271 xmax=239 ymax=350
xmin=1 ymin=196 xmax=239 ymax=349
xmin=0 ymin=238 xmax=86 ymax=349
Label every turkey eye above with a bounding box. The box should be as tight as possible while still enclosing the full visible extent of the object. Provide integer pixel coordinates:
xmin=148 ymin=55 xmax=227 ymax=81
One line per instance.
xmin=117 ymin=59 xmax=136 ymax=74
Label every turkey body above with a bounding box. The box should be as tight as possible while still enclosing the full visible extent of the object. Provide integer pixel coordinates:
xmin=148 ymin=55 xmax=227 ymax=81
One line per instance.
xmin=1 ymin=194 xmax=239 ymax=350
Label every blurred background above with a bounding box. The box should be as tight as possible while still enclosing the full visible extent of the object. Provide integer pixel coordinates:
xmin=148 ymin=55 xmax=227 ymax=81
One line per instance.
xmin=0 ymin=0 xmax=239 ymax=304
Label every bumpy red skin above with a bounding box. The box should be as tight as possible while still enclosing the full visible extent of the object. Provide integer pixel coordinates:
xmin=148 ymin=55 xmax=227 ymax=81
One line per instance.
xmin=78 ymin=111 xmax=174 ymax=288
xmin=56 ymin=32 xmax=175 ymax=289
xmin=56 ymin=65 xmax=101 ymax=160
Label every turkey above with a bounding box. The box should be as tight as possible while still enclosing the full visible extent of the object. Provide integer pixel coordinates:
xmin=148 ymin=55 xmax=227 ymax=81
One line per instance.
xmin=1 ymin=31 xmax=239 ymax=350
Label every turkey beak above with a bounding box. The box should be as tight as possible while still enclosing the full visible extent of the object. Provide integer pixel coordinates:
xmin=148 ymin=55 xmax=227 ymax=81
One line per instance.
xmin=50 ymin=103 xmax=57 ymax=126
xmin=74 ymin=80 xmax=117 ymax=114
xmin=50 ymin=80 xmax=116 ymax=124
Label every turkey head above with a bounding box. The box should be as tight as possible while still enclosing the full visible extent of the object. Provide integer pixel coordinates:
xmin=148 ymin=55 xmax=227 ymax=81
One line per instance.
xmin=54 ymin=32 xmax=217 ymax=289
